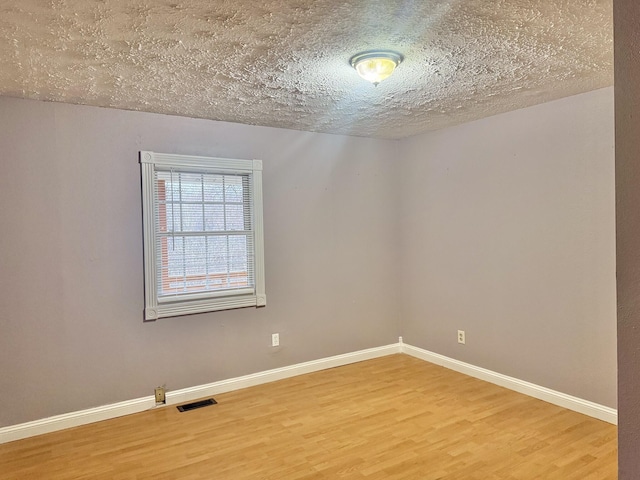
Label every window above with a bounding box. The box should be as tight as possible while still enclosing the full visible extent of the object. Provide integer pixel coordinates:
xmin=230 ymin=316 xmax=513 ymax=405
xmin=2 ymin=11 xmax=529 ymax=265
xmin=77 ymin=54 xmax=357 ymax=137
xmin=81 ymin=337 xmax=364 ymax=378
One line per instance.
xmin=140 ymin=151 xmax=265 ymax=320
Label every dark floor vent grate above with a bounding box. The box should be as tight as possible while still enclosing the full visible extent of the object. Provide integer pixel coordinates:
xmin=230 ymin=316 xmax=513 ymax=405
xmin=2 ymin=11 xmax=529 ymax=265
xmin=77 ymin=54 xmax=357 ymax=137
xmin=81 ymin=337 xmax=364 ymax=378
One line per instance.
xmin=177 ymin=398 xmax=217 ymax=412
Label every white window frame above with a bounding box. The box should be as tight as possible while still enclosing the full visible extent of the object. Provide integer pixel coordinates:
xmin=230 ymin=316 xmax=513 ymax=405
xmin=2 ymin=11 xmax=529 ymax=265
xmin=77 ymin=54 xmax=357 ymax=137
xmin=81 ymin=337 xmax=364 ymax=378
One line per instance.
xmin=140 ymin=151 xmax=266 ymax=320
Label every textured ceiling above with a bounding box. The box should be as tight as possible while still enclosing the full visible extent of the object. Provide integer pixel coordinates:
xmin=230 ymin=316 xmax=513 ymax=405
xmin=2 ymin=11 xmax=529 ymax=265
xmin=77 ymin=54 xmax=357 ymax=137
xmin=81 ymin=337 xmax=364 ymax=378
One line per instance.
xmin=0 ymin=0 xmax=613 ymax=139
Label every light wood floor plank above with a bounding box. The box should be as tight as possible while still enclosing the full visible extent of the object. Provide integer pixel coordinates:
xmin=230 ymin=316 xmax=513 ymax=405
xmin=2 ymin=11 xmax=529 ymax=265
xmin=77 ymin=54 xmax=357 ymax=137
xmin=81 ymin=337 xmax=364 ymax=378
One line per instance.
xmin=0 ymin=354 xmax=617 ymax=479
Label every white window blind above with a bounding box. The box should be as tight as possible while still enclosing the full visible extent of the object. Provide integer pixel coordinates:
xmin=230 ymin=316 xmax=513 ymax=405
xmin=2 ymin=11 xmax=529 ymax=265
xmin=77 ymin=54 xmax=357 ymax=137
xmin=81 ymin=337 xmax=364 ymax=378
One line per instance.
xmin=140 ymin=152 xmax=265 ymax=320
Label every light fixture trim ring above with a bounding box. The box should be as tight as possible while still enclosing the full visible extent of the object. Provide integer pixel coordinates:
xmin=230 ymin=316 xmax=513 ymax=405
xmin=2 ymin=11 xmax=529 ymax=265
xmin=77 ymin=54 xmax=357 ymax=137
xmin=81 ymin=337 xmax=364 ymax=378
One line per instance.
xmin=349 ymin=50 xmax=404 ymax=68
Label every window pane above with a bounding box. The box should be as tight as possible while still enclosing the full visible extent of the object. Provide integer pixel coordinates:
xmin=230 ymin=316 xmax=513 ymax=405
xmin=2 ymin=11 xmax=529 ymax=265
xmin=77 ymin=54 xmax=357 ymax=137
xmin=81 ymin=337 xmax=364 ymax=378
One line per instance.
xmin=204 ymin=175 xmax=224 ymax=202
xmin=165 ymin=177 xmax=181 ymax=202
xmin=182 ymin=204 xmax=203 ymax=232
xmin=180 ymin=173 xmax=203 ymax=202
xmin=225 ymin=204 xmax=245 ymax=231
xmin=166 ymin=236 xmax=184 ymax=278
xmin=207 ymin=236 xmax=228 ymax=274
xmin=224 ymin=176 xmax=244 ymax=203
xmin=162 ymin=204 xmax=171 ymax=233
xmin=184 ymin=236 xmax=206 ymax=276
xmin=229 ymin=235 xmax=248 ymax=272
xmin=205 ymin=205 xmax=225 ymax=231
xmin=165 ymin=204 xmax=181 ymax=233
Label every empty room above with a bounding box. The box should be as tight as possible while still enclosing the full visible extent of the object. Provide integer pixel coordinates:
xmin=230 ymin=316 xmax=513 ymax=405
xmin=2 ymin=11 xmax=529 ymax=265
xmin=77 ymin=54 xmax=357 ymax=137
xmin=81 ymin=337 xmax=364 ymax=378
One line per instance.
xmin=3 ymin=0 xmax=640 ymax=478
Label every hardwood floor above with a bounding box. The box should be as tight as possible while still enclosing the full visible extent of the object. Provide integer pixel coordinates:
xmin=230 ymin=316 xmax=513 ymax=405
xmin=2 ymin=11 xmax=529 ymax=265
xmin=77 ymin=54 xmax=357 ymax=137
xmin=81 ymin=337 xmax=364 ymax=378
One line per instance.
xmin=0 ymin=354 xmax=617 ymax=479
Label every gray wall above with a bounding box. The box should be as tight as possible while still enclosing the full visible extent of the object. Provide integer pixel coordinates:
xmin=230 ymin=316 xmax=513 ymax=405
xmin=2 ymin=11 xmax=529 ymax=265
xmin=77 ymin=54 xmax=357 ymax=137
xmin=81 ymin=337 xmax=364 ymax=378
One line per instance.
xmin=0 ymin=97 xmax=400 ymax=427
xmin=614 ymin=0 xmax=640 ymax=476
xmin=0 ymin=87 xmax=617 ymax=428
xmin=399 ymin=88 xmax=617 ymax=407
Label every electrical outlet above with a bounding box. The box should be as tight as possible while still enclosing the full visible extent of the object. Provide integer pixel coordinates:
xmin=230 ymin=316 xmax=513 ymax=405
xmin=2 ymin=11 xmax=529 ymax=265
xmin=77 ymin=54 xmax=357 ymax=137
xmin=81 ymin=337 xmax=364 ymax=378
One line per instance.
xmin=457 ymin=330 xmax=466 ymax=345
xmin=271 ymin=333 xmax=280 ymax=347
xmin=155 ymin=386 xmax=166 ymax=404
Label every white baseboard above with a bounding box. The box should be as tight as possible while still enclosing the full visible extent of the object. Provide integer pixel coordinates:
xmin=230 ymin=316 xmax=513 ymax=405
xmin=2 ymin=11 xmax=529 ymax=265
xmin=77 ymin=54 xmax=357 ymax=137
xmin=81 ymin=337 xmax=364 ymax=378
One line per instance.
xmin=0 ymin=396 xmax=158 ymax=445
xmin=165 ymin=343 xmax=400 ymax=405
xmin=401 ymin=343 xmax=617 ymax=425
xmin=0 ymin=340 xmax=617 ymax=444
xmin=0 ymin=343 xmax=400 ymax=445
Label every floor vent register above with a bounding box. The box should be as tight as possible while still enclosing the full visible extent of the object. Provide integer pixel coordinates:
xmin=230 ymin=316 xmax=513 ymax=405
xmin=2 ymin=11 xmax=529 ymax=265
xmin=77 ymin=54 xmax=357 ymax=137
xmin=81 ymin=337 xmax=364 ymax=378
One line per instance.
xmin=177 ymin=398 xmax=217 ymax=412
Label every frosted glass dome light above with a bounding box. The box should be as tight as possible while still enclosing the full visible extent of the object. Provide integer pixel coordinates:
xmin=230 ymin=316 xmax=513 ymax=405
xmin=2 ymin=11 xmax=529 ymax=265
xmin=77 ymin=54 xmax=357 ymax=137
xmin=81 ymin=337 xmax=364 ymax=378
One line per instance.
xmin=350 ymin=50 xmax=403 ymax=86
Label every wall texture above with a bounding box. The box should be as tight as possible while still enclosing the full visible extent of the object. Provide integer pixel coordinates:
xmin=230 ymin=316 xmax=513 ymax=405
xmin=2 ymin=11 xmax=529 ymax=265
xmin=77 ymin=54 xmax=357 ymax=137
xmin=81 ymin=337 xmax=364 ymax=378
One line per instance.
xmin=0 ymin=97 xmax=400 ymax=427
xmin=614 ymin=0 xmax=640 ymax=476
xmin=399 ymin=88 xmax=616 ymax=407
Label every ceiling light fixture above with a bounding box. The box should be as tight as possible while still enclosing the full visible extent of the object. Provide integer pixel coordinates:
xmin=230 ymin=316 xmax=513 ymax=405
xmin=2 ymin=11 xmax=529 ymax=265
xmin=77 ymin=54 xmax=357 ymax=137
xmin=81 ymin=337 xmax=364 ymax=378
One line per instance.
xmin=350 ymin=50 xmax=403 ymax=86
